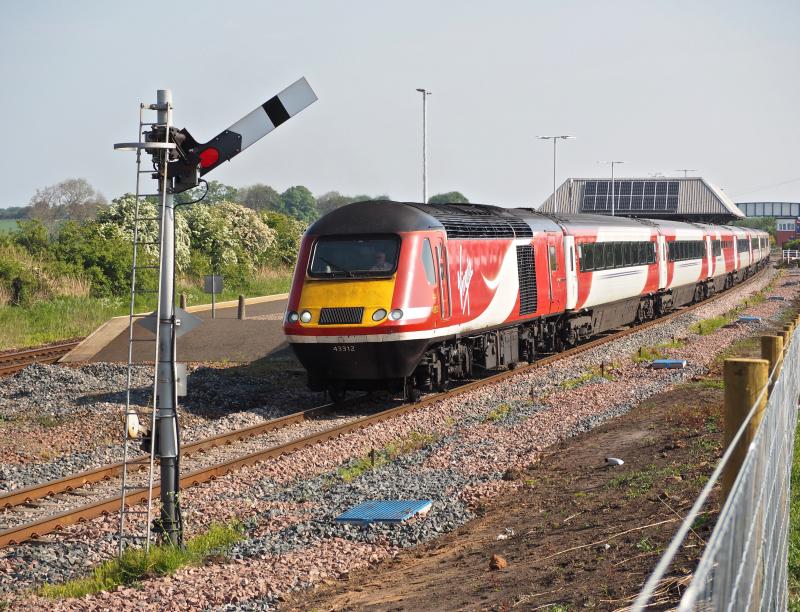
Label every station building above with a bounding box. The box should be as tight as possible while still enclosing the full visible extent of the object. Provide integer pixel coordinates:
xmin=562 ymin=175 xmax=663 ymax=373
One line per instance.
xmin=537 ymin=177 xmax=745 ymax=224
xmin=736 ymin=202 xmax=800 ymax=247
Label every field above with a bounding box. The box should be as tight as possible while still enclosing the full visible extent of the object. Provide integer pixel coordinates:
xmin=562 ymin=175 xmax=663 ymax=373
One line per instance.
xmin=0 ymin=219 xmax=20 ymax=233
xmin=0 ymin=268 xmax=292 ymax=350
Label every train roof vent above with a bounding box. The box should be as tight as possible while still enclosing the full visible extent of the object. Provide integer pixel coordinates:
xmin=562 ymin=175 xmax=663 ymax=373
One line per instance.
xmin=408 ymin=203 xmax=533 ymax=239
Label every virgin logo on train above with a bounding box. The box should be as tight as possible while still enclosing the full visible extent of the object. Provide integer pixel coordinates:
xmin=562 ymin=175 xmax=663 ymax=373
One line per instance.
xmin=457 ymin=245 xmax=474 ymax=315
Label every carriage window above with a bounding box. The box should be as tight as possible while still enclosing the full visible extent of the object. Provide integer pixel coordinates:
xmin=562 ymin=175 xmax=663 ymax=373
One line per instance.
xmin=623 ymin=242 xmax=633 ymax=266
xmin=549 ymin=245 xmax=557 ymax=271
xmin=595 ymin=244 xmax=606 ymax=269
xmin=420 ymin=238 xmax=436 ymax=285
xmin=613 ymin=242 xmax=623 ymax=267
xmin=582 ymin=243 xmax=594 ymax=271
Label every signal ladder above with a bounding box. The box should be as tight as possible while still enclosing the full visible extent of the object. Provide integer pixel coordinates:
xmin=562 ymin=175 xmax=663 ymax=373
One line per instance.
xmin=117 ymin=99 xmax=174 ymax=555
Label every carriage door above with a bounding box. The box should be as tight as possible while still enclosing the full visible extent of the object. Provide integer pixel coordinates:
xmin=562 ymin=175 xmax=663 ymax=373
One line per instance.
xmin=657 ymin=235 xmax=667 ymax=289
xmin=434 ymin=239 xmax=452 ymax=320
xmin=564 ymin=235 xmax=578 ymax=310
xmin=546 ymin=233 xmax=566 ymax=312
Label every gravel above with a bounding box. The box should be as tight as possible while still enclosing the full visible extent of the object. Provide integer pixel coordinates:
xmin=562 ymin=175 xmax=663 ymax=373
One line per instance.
xmin=0 ymin=360 xmax=322 ymax=493
xmin=2 ymin=267 xmax=796 ymax=611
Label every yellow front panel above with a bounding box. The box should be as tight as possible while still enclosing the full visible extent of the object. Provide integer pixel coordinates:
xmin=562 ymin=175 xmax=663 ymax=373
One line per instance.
xmin=298 ymin=278 xmax=396 ymax=327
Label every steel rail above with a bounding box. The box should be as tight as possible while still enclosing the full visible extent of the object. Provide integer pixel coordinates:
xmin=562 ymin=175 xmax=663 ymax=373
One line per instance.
xmin=0 ymin=340 xmax=82 ymax=377
xmin=0 ymin=403 xmax=339 ymax=509
xmin=0 ymin=268 xmax=771 ymax=547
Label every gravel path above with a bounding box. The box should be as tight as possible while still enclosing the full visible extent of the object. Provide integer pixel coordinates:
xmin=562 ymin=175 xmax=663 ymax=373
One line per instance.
xmin=2 ymin=268 xmax=794 ymax=611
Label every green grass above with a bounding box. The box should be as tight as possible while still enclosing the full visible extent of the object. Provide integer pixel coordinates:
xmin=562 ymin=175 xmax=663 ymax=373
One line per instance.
xmin=337 ymin=431 xmax=438 ymax=482
xmin=0 ymin=219 xmax=19 ymax=233
xmin=788 ymin=414 xmax=800 ymax=608
xmin=690 ymin=314 xmax=731 ymax=336
xmin=40 ymin=522 xmax=243 ymax=599
xmin=606 ymin=465 xmax=686 ymax=499
xmin=0 ymin=270 xmax=292 ymax=350
xmin=0 ymin=296 xmax=126 ymax=349
xmin=484 ymin=403 xmax=513 ymax=422
xmin=560 ymin=365 xmax=616 ymax=389
xmin=633 ymin=339 xmax=685 ymax=363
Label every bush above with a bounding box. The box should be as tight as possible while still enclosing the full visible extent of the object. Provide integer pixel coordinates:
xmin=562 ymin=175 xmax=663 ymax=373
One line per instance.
xmin=260 ymin=210 xmax=306 ymax=266
xmin=182 ymin=201 xmax=276 ymax=269
xmin=13 ymin=219 xmax=50 ymax=256
xmin=53 ymin=221 xmax=134 ymax=297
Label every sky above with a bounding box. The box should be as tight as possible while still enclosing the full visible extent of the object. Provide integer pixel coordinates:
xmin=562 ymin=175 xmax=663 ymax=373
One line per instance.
xmin=0 ymin=0 xmax=798 ymax=209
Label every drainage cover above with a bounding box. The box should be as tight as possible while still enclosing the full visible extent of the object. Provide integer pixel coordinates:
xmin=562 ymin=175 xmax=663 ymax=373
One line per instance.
xmin=335 ymin=500 xmax=433 ymax=524
xmin=651 ymin=359 xmax=687 ymax=369
xmin=738 ymin=315 xmax=762 ymax=323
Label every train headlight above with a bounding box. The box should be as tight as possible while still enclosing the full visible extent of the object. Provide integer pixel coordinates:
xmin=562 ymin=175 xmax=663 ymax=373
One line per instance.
xmin=389 ymin=308 xmax=403 ymax=321
xmin=300 ymin=310 xmax=312 ymax=323
xmin=372 ymin=308 xmax=387 ymax=321
xmin=287 ymin=311 xmax=299 ymax=323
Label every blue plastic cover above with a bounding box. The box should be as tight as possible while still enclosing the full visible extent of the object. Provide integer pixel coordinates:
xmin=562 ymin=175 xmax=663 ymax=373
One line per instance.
xmin=651 ymin=359 xmax=687 ymax=369
xmin=738 ymin=315 xmax=762 ymax=323
xmin=335 ymin=499 xmax=433 ymax=524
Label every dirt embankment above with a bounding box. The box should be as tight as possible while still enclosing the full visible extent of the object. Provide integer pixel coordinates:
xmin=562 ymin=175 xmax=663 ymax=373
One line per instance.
xmin=291 ymin=381 xmax=726 ymax=611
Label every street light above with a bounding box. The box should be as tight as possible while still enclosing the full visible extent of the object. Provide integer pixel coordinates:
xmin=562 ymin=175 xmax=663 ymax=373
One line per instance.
xmin=597 ymin=161 xmax=625 ymax=216
xmin=416 ymin=88 xmax=432 ymax=203
xmin=537 ymin=135 xmax=575 ymax=213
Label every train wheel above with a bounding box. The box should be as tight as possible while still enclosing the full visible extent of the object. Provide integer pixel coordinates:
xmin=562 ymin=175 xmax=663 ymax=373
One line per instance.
xmin=404 ymin=378 xmax=421 ymax=403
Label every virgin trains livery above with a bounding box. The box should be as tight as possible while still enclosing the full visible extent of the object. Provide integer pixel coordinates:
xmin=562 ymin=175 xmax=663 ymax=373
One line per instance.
xmin=283 ymin=201 xmax=769 ymax=400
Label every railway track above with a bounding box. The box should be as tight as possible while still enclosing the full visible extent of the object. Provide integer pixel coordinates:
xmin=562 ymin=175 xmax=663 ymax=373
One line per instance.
xmin=0 ymin=340 xmax=82 ymax=377
xmin=0 ymin=269 xmax=772 ymax=547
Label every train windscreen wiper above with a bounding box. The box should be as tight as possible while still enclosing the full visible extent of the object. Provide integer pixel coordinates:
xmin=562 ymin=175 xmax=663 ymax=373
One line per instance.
xmin=316 ymin=256 xmax=354 ymax=277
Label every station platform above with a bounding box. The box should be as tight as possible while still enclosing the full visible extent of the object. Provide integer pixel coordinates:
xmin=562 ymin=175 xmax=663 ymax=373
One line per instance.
xmin=61 ymin=293 xmax=289 ymax=364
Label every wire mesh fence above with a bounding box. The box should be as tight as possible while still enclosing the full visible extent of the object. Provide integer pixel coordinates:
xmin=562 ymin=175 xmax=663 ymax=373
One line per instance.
xmin=634 ymin=326 xmax=800 ymax=610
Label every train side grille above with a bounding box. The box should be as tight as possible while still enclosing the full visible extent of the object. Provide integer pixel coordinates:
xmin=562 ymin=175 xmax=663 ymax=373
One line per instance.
xmin=319 ymin=307 xmax=365 ymax=325
xmin=516 ymin=245 xmax=537 ymax=315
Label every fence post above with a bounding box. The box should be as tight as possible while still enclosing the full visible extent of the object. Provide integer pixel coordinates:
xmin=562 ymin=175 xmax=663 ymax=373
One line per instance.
xmin=722 ymin=358 xmax=769 ymax=501
xmin=179 ymin=293 xmax=187 ymax=309
xmin=761 ymin=335 xmax=783 ymax=395
xmin=238 ymin=295 xmax=246 ymax=320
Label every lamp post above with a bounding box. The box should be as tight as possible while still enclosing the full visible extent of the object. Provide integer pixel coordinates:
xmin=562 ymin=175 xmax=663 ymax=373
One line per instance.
xmin=416 ymin=88 xmax=431 ymax=203
xmin=598 ymin=161 xmax=625 ymax=216
xmin=537 ymin=135 xmax=575 ymax=213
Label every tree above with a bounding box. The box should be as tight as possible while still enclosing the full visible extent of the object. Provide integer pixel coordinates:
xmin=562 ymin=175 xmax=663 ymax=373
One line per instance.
xmin=261 ymin=211 xmax=306 ymax=266
xmin=238 ymin=183 xmax=282 ymax=212
xmin=736 ymin=216 xmax=776 ymax=240
xmin=97 ymin=194 xmax=191 ymax=272
xmin=175 ymin=180 xmax=238 ymax=206
xmin=315 ymin=191 xmax=355 ymax=216
xmin=280 ymin=185 xmax=318 ymax=222
xmin=29 ymin=178 xmax=107 ymax=222
xmin=428 ymin=191 xmax=469 ymax=204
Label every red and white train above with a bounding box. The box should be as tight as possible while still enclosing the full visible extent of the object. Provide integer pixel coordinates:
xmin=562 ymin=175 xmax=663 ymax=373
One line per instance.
xmin=283 ymin=201 xmax=769 ymax=399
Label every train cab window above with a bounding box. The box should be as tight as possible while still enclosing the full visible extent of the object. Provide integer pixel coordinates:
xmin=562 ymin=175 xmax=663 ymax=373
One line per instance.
xmin=308 ymin=235 xmax=400 ymax=278
xmin=420 ymin=238 xmax=436 ymax=285
xmin=549 ymin=245 xmax=557 ymax=271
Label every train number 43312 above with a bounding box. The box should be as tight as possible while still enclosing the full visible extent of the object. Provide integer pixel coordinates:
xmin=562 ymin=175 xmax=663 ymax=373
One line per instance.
xmin=332 ymin=345 xmax=356 ymax=352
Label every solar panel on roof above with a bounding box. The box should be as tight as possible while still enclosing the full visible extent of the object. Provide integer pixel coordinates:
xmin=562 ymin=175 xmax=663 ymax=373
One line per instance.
xmin=581 ymin=181 xmax=679 ymax=214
